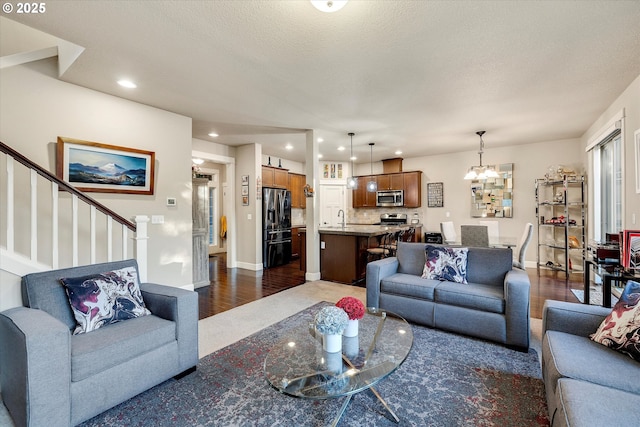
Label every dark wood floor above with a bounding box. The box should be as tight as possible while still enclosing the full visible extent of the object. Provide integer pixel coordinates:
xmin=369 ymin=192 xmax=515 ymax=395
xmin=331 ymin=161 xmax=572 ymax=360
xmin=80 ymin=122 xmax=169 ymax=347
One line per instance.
xmin=196 ymin=253 xmax=306 ymax=319
xmin=196 ymin=253 xmax=584 ymax=320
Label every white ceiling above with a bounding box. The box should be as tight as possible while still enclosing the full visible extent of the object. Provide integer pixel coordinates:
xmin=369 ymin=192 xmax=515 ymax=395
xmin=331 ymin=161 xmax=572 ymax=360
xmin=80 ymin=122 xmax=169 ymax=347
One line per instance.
xmin=2 ymin=1 xmax=640 ymax=163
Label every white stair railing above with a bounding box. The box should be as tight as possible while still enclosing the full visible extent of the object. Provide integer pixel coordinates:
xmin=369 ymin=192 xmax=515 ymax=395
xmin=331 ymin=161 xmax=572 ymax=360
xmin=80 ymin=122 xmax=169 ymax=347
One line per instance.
xmin=1 ymin=141 xmax=148 ymax=277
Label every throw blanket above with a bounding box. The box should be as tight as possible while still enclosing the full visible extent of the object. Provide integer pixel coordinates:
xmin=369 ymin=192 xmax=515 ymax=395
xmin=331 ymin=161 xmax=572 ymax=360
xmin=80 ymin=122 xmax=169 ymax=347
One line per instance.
xmin=220 ymin=215 xmax=227 ymax=239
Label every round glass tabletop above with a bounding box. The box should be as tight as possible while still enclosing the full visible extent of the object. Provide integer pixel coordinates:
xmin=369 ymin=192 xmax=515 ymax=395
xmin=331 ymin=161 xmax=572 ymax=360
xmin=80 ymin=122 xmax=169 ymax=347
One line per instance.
xmin=264 ymin=307 xmax=413 ymax=399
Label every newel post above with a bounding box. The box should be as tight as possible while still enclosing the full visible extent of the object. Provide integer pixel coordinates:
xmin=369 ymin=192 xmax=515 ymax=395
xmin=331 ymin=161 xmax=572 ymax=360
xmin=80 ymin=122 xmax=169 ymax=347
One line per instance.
xmin=133 ymin=215 xmax=149 ymax=282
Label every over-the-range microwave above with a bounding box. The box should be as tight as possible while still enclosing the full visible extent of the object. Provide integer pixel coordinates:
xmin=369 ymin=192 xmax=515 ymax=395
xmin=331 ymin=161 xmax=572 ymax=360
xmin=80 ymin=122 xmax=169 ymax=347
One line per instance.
xmin=376 ymin=190 xmax=403 ymax=207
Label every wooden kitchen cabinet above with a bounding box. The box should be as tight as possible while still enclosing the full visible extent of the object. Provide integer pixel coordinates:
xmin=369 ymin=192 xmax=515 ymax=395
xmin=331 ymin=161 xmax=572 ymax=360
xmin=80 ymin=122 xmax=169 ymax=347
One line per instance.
xmin=352 ymin=176 xmax=377 ymax=208
xmin=291 ymin=227 xmax=301 ymax=259
xmin=403 ymin=171 xmax=422 ymax=208
xmin=288 ymin=173 xmax=306 ymax=209
xmin=299 ymin=229 xmax=306 ymax=272
xmin=352 ymin=171 xmax=422 ymax=208
xmin=320 ymin=233 xmax=371 ymax=284
xmin=377 ymin=173 xmax=403 ymax=191
xmin=262 ymin=165 xmax=288 ymax=188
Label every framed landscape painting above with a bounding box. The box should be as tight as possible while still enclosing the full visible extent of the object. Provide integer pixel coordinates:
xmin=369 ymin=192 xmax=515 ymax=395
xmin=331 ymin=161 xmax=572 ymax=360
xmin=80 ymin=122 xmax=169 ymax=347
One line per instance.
xmin=57 ymin=137 xmax=155 ymax=195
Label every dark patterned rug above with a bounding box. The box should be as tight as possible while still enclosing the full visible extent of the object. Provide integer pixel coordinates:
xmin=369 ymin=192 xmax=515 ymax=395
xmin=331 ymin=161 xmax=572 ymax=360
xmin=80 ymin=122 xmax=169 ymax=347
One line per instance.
xmin=80 ymin=303 xmax=549 ymax=426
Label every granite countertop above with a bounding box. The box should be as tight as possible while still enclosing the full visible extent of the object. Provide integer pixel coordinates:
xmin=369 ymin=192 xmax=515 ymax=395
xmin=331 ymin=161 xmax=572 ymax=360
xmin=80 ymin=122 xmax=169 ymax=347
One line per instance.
xmin=318 ymin=223 xmax=422 ymax=237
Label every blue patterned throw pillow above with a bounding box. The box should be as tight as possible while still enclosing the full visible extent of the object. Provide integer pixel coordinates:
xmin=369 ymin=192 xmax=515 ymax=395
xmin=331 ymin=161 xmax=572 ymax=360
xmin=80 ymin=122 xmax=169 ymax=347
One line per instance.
xmin=421 ymin=245 xmax=469 ymax=283
xmin=60 ymin=266 xmax=151 ymax=335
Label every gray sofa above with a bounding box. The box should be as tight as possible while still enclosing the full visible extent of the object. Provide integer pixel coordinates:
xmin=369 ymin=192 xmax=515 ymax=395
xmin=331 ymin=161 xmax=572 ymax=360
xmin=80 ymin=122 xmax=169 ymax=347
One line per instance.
xmin=0 ymin=259 xmax=198 ymax=427
xmin=366 ymin=242 xmax=531 ymax=349
xmin=542 ymin=300 xmax=640 ymax=426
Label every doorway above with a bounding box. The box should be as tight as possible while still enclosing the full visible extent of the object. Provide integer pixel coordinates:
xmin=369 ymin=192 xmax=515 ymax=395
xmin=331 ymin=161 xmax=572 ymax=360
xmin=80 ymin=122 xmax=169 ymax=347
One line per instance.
xmin=319 ymin=185 xmax=346 ymax=227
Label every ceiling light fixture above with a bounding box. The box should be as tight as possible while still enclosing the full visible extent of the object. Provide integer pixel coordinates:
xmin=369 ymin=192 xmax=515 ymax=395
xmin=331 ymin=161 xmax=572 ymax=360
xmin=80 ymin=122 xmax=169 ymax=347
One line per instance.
xmin=317 ymin=138 xmax=324 ymax=143
xmin=367 ymin=143 xmax=377 ymax=192
xmin=208 ymin=132 xmax=219 ymax=138
xmin=310 ymin=0 xmax=348 ymax=13
xmin=117 ymin=79 xmax=137 ymax=89
xmin=192 ymin=158 xmax=204 ymax=165
xmin=346 ymin=132 xmax=358 ymax=189
xmin=337 ymin=146 xmax=345 ymax=151
xmin=285 ymin=143 xmax=293 ymax=150
xmin=395 ymin=150 xmax=403 ymax=155
xmin=464 ymin=131 xmax=499 ymax=180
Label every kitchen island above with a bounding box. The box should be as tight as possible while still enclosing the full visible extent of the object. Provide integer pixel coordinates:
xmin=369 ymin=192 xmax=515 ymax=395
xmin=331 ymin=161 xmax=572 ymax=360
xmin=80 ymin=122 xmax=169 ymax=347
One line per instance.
xmin=319 ymin=224 xmax=421 ymax=285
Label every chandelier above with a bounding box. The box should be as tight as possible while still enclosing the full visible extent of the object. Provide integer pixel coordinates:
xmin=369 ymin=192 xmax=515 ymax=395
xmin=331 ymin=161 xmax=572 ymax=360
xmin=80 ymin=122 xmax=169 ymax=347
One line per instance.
xmin=464 ymin=131 xmax=499 ymax=180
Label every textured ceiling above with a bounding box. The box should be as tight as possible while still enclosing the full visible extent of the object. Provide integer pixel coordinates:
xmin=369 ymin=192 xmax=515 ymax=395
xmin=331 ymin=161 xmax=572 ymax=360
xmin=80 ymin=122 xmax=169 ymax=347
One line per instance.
xmin=3 ymin=0 xmax=640 ymax=163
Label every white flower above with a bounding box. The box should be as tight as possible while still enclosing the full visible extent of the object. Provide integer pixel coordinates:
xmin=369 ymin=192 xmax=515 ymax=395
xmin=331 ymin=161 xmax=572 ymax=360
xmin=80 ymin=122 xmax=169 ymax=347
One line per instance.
xmin=315 ymin=306 xmax=349 ymax=335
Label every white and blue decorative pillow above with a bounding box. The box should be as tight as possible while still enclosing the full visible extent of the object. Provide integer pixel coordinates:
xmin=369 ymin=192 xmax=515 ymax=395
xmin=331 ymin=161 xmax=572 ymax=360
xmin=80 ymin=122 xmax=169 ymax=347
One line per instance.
xmin=421 ymin=245 xmax=469 ymax=283
xmin=60 ymin=266 xmax=151 ymax=335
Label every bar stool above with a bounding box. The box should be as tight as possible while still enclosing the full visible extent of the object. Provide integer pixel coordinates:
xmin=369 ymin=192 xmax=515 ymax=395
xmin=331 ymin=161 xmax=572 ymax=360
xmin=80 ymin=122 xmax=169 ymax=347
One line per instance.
xmin=381 ymin=230 xmax=403 ymax=257
xmin=367 ymin=233 xmax=393 ymax=262
xmin=402 ymin=227 xmax=416 ymax=242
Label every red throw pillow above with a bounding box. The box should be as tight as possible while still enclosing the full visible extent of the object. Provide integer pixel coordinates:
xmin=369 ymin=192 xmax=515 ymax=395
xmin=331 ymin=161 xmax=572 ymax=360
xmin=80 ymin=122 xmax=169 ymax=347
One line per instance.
xmin=590 ymin=280 xmax=640 ymax=362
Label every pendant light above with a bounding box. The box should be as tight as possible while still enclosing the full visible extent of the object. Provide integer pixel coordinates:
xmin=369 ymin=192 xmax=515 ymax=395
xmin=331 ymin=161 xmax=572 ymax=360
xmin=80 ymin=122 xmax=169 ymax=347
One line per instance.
xmin=464 ymin=131 xmax=499 ymax=180
xmin=346 ymin=132 xmax=358 ymax=189
xmin=367 ymin=143 xmax=377 ymax=192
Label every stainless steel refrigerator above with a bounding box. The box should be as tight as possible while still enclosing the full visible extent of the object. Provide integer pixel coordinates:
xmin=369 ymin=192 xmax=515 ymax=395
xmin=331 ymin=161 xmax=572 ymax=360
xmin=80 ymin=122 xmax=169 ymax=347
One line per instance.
xmin=262 ymin=187 xmax=292 ymax=268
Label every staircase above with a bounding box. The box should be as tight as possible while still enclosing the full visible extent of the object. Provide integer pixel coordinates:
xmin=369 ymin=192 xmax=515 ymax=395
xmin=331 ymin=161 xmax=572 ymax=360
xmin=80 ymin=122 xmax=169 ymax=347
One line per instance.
xmin=0 ymin=141 xmax=148 ymax=284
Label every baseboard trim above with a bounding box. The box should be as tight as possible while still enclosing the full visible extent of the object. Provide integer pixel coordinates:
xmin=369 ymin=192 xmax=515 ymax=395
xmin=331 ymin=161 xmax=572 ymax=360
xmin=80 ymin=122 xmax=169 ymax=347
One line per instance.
xmin=236 ymin=261 xmax=263 ymax=271
xmin=305 ymin=271 xmax=321 ymax=281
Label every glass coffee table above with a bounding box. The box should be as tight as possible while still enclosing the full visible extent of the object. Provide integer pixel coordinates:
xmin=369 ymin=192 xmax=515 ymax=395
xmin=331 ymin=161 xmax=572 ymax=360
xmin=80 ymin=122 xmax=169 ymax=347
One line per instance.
xmin=264 ymin=307 xmax=413 ymax=426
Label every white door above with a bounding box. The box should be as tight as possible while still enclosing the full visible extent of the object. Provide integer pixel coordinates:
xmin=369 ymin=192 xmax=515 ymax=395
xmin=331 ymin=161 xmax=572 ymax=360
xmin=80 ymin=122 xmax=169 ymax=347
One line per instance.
xmin=320 ymin=185 xmax=346 ymax=227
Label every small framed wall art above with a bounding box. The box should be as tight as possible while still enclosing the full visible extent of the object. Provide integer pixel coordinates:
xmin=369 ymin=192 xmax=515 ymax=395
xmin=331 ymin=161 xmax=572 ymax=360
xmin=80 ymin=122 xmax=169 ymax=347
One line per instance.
xmin=241 ymin=175 xmax=249 ymax=205
xmin=427 ymin=182 xmax=444 ymax=208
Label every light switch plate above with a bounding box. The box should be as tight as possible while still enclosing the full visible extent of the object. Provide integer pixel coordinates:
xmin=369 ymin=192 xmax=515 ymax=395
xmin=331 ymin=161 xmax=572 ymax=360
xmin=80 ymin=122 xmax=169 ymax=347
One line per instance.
xmin=151 ymin=215 xmax=164 ymax=224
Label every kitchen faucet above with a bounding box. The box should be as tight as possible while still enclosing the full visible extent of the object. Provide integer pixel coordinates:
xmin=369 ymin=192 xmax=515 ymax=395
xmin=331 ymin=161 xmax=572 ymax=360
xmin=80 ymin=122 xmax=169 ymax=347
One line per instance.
xmin=337 ymin=209 xmax=345 ymax=228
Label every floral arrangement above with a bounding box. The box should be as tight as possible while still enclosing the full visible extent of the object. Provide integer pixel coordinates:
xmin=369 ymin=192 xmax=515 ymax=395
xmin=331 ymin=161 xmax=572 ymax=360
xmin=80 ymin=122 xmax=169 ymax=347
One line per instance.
xmin=314 ymin=306 xmax=349 ymax=335
xmin=335 ymin=297 xmax=365 ymax=320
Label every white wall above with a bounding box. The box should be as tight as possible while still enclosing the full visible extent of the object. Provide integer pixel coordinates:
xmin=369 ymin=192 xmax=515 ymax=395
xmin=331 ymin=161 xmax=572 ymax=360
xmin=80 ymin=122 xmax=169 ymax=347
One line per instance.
xmin=0 ymin=59 xmax=193 ymax=309
xmin=236 ymin=144 xmax=262 ymax=270
xmin=192 ymin=138 xmax=236 ymax=158
xmin=580 ymin=73 xmax=640 ymax=235
xmin=261 ymin=154 xmax=305 ymax=174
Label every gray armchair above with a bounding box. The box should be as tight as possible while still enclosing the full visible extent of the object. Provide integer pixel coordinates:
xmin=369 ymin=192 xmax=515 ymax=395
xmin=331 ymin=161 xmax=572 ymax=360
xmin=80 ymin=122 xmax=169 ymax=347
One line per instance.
xmin=0 ymin=259 xmax=198 ymax=427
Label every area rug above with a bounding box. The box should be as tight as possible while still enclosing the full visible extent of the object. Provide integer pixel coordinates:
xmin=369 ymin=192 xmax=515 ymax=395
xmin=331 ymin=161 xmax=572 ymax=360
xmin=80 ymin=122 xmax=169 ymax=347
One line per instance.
xmin=571 ymin=286 xmax=618 ymax=306
xmin=80 ymin=303 xmax=549 ymax=426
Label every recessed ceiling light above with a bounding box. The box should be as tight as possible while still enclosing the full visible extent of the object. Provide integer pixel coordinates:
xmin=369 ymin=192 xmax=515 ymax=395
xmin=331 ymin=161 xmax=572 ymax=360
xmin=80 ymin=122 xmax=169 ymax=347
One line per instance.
xmin=337 ymin=146 xmax=345 ymax=151
xmin=350 ymin=156 xmax=357 ymax=161
xmin=317 ymin=138 xmax=324 ymax=143
xmin=192 ymin=158 xmax=204 ymax=165
xmin=208 ymin=132 xmax=219 ymax=138
xmin=285 ymin=144 xmax=293 ymax=150
xmin=395 ymin=150 xmax=402 ymax=155
xmin=318 ymin=154 xmax=323 ymax=159
xmin=117 ymin=79 xmax=137 ymax=89
xmin=310 ymin=0 xmax=348 ymax=13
